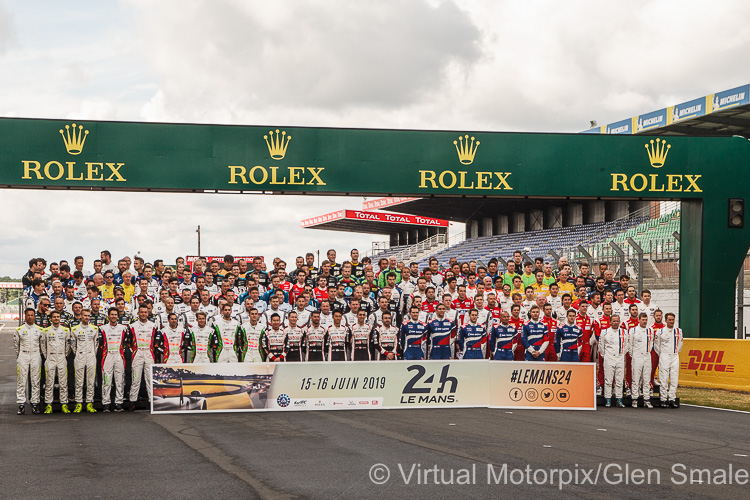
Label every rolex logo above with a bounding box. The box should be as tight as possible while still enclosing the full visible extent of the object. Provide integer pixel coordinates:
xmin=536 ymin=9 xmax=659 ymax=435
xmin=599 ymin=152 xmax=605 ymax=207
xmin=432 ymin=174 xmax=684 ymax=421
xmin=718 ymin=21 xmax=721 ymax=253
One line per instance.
xmin=645 ymin=138 xmax=670 ymax=168
xmin=264 ymin=129 xmax=291 ymax=160
xmin=454 ymin=134 xmax=479 ymax=165
xmin=59 ymin=123 xmax=89 ymax=155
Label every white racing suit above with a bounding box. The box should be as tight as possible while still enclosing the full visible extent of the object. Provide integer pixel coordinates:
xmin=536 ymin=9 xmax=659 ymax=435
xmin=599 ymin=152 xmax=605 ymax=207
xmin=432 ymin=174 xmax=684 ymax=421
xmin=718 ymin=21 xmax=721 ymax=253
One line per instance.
xmin=628 ymin=326 xmax=654 ymax=400
xmin=655 ymin=326 xmax=683 ymax=402
xmin=191 ymin=325 xmax=214 ymax=363
xmin=599 ymin=327 xmax=628 ymax=399
xmin=15 ymin=323 xmax=44 ymax=404
xmin=101 ymin=323 xmax=128 ymax=406
xmin=213 ymin=317 xmax=243 ymax=363
xmin=71 ymin=324 xmax=99 ymax=403
xmin=162 ymin=326 xmax=187 ymax=364
xmin=129 ymin=320 xmax=157 ymax=403
xmin=243 ymin=322 xmax=265 ymax=362
xmin=43 ymin=325 xmax=72 ymax=404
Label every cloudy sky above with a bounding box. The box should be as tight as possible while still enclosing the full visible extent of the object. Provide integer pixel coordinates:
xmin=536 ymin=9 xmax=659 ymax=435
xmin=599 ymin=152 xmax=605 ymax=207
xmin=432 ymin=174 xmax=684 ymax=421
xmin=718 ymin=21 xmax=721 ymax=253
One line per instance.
xmin=1 ymin=0 xmax=749 ymax=277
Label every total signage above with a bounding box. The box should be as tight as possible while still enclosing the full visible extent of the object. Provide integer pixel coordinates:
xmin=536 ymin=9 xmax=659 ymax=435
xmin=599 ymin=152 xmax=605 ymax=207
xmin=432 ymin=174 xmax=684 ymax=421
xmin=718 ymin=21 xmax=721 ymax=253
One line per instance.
xmin=346 ymin=210 xmax=448 ymax=227
xmin=0 ymin=117 xmax=744 ymax=199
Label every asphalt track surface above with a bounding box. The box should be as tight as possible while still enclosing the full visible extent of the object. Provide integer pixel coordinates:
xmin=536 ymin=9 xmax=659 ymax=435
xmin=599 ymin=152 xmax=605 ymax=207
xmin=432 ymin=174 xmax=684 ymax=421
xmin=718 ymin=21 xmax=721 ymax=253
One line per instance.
xmin=1 ymin=321 xmax=748 ymax=499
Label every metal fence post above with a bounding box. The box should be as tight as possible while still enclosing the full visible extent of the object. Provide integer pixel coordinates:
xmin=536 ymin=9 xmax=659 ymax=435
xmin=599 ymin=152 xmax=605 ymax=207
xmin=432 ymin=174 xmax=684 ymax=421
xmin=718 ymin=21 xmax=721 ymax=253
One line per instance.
xmin=548 ymin=250 xmax=560 ymax=264
xmin=609 ymin=241 xmax=625 ymax=277
xmin=739 ymin=263 xmax=745 ymax=340
xmin=627 ymin=237 xmax=644 ymax=295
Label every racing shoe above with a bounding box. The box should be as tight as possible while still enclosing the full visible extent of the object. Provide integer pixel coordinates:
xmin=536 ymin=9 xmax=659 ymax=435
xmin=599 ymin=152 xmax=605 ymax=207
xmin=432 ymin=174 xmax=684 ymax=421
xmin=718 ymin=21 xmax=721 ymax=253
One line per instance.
xmin=44 ymin=404 xmax=53 ymax=414
xmin=86 ymin=403 xmax=97 ymax=413
xmin=102 ymin=405 xmax=110 ymax=413
xmin=114 ymin=404 xmax=124 ymax=412
xmin=61 ymin=404 xmax=70 ymax=414
xmin=73 ymin=404 xmax=83 ymax=413
xmin=605 ymin=398 xmax=611 ymax=408
xmin=632 ymin=400 xmax=638 ymax=408
xmin=616 ymin=399 xmax=625 ymax=408
xmin=17 ymin=404 xmax=25 ymax=415
xmin=644 ymin=400 xmax=653 ymax=409
xmin=668 ymin=400 xmax=677 ymax=409
xmin=31 ymin=404 xmax=41 ymax=414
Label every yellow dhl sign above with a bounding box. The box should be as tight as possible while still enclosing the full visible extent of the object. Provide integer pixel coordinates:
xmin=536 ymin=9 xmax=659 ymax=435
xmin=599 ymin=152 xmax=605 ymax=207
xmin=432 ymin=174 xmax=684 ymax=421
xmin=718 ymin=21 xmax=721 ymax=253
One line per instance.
xmin=679 ymin=339 xmax=750 ymax=391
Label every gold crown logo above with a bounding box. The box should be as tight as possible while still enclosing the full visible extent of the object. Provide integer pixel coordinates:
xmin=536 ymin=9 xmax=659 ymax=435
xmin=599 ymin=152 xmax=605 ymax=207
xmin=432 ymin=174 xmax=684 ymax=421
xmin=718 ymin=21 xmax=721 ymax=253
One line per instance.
xmin=59 ymin=123 xmax=89 ymax=155
xmin=645 ymin=138 xmax=670 ymax=168
xmin=264 ymin=129 xmax=291 ymax=160
xmin=454 ymin=134 xmax=479 ymax=165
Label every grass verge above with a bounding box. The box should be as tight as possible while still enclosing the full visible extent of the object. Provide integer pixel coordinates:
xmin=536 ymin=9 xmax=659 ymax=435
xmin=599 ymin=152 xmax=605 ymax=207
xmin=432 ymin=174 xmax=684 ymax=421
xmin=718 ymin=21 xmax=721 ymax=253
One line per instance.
xmin=677 ymin=386 xmax=750 ymax=411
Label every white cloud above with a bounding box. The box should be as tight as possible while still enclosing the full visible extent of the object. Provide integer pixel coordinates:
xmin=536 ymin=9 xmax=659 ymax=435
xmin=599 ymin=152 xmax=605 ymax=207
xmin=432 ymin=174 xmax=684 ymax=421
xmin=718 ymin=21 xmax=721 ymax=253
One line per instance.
xmin=0 ymin=0 xmax=16 ymax=53
xmin=0 ymin=190 xmax=380 ymax=276
xmin=128 ymin=0 xmax=480 ymax=123
xmin=1 ymin=0 xmax=749 ymax=277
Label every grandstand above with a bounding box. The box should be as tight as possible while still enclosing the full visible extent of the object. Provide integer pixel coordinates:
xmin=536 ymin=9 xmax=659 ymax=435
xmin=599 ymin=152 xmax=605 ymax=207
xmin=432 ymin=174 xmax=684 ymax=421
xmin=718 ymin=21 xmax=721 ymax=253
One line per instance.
xmin=415 ymin=217 xmax=647 ymax=269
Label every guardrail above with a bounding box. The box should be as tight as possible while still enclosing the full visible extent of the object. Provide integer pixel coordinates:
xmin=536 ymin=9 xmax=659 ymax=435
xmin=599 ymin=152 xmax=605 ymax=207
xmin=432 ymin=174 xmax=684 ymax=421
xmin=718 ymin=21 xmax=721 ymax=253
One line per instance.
xmin=392 ymin=233 xmax=448 ymax=262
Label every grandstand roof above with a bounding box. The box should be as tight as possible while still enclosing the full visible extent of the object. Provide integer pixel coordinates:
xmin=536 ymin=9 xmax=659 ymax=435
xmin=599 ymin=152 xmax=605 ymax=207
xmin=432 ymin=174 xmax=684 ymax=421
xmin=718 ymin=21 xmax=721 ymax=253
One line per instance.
xmin=300 ymin=209 xmax=448 ymax=234
xmin=359 ymin=198 xmax=583 ymax=223
xmin=362 ymin=197 xmax=418 ymax=211
xmin=582 ymin=83 xmax=750 ymax=138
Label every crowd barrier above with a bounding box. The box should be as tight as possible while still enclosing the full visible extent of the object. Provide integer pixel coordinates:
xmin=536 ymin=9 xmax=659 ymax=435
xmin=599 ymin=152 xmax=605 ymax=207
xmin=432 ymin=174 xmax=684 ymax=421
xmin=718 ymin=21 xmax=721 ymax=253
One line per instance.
xmin=150 ymin=360 xmax=596 ymax=413
xmin=678 ymin=339 xmax=750 ymax=392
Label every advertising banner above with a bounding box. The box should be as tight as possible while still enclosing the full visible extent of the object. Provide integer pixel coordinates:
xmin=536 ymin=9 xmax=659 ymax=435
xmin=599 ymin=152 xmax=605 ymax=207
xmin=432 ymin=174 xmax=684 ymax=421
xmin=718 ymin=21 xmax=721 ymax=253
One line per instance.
xmin=678 ymin=339 xmax=750 ymax=392
xmin=668 ymin=96 xmax=706 ymax=124
xmin=151 ymin=360 xmax=596 ymax=414
xmin=635 ymin=108 xmax=668 ymax=133
xmin=185 ymin=255 xmax=258 ymax=266
xmin=1 ymin=116 xmax=746 ymax=201
xmin=604 ymin=117 xmax=635 ymax=135
xmin=266 ymin=360 xmax=489 ymax=410
xmin=489 ymin=362 xmax=596 ymax=410
xmin=343 ymin=210 xmax=448 ymax=227
xmin=707 ymin=84 xmax=750 ymax=113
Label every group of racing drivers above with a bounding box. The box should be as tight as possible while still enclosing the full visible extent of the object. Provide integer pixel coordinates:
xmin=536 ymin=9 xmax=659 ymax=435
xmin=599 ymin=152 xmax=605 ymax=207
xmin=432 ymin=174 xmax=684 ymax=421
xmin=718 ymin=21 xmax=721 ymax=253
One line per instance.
xmin=14 ymin=248 xmax=682 ymax=414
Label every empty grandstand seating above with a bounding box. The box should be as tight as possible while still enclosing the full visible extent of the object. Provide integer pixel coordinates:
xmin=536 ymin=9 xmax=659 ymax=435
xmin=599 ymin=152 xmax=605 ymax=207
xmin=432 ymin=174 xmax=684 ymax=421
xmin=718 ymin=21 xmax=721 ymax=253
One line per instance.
xmin=418 ymin=217 xmax=648 ymax=268
xmin=614 ymin=209 xmax=680 ymax=250
xmin=368 ymin=244 xmax=410 ymax=262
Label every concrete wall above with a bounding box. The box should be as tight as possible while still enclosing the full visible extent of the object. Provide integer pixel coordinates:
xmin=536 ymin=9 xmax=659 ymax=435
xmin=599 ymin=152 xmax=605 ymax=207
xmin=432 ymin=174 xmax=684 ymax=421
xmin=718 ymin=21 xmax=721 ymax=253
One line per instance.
xmin=566 ymin=203 xmax=583 ymax=226
xmin=546 ymin=206 xmax=563 ymax=228
xmin=529 ymin=209 xmax=543 ymax=230
xmin=495 ymin=215 xmax=509 ymax=235
xmin=586 ymin=200 xmax=605 ymax=223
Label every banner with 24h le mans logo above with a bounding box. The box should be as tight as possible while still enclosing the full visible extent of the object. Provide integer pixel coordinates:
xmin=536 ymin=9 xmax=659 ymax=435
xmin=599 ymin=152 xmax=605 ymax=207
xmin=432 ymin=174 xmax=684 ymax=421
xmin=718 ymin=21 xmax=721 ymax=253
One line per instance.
xmin=150 ymin=361 xmax=595 ymax=413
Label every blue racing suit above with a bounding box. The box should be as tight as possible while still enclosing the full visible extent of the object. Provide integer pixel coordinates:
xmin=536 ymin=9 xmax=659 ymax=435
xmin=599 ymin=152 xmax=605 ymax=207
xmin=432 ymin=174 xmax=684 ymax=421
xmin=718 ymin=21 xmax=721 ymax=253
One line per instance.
xmin=400 ymin=320 xmax=427 ymax=360
xmin=555 ymin=323 xmax=582 ymax=362
xmin=489 ymin=324 xmax=517 ymax=360
xmin=457 ymin=322 xmax=488 ymax=360
xmin=521 ymin=320 xmax=549 ymax=361
xmin=425 ymin=317 xmax=455 ymax=359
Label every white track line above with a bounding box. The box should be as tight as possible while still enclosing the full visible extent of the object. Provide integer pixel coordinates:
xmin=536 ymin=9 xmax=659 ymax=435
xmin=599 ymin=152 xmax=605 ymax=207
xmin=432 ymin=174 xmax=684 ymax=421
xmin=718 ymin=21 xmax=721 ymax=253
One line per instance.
xmin=680 ymin=403 xmax=750 ymax=414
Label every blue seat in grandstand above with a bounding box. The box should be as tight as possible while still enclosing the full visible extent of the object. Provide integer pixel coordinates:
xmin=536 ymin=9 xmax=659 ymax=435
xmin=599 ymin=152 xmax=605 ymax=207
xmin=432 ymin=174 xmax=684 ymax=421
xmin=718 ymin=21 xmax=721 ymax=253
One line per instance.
xmin=426 ymin=217 xmax=649 ymax=268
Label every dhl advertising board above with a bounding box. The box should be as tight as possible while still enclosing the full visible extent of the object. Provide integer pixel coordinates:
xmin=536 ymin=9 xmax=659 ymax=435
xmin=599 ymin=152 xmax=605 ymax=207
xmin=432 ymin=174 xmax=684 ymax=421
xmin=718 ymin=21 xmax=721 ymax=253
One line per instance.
xmin=678 ymin=339 xmax=750 ymax=392
xmin=151 ymin=361 xmax=596 ymax=414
